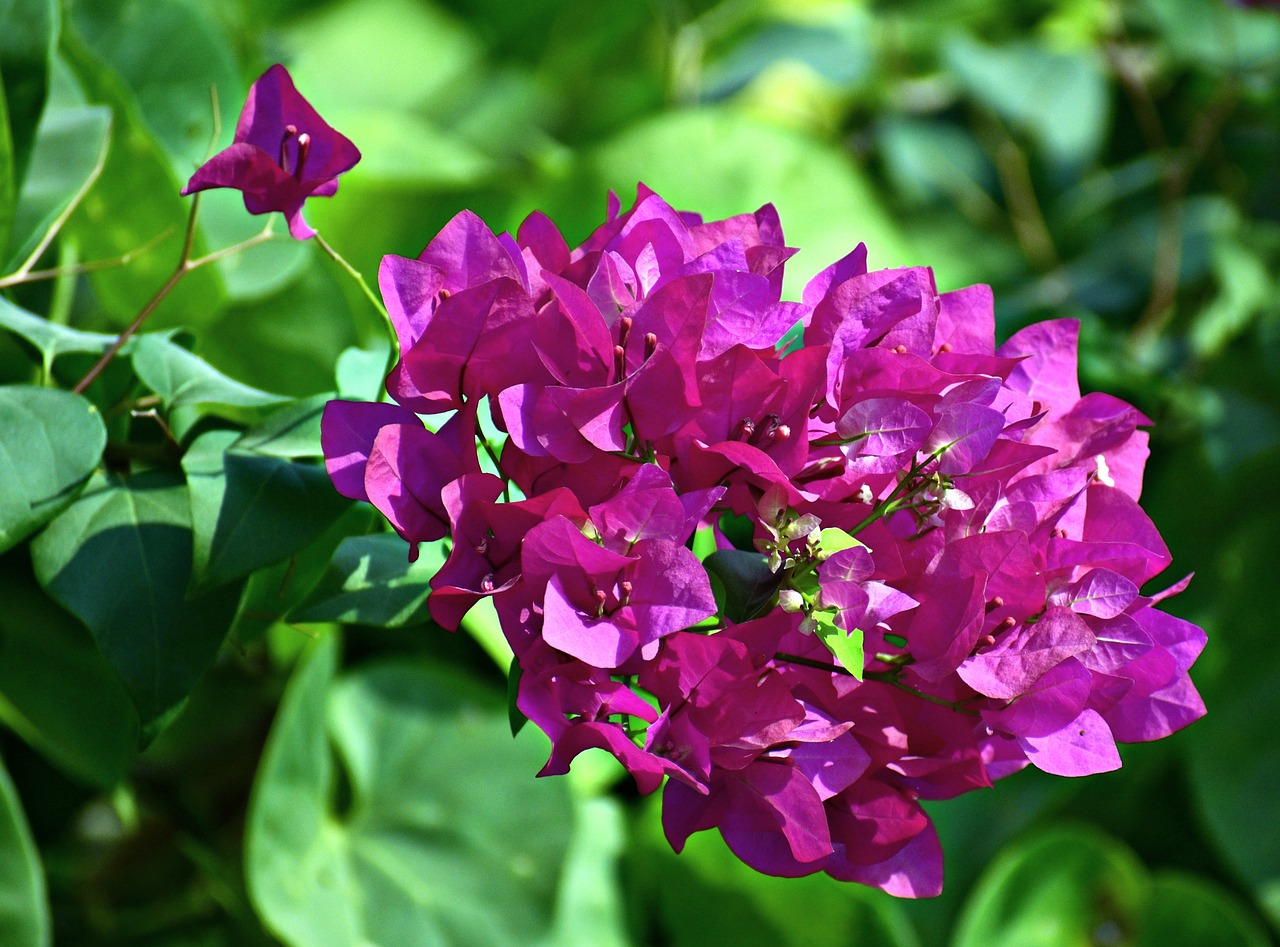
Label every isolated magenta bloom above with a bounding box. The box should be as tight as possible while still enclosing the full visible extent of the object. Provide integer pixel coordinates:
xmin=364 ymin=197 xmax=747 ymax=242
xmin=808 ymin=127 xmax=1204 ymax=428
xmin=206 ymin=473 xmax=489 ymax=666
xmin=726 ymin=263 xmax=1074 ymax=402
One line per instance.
xmin=321 ymin=184 xmax=1206 ymax=897
xmin=181 ymin=64 xmax=360 ymax=239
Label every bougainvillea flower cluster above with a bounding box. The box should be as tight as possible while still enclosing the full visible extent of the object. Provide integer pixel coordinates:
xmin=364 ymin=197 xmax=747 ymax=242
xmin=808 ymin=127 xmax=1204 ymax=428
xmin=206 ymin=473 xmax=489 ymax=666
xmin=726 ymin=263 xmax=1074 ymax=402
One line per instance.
xmin=181 ymin=64 xmax=360 ymax=240
xmin=322 ymin=186 xmax=1206 ymax=896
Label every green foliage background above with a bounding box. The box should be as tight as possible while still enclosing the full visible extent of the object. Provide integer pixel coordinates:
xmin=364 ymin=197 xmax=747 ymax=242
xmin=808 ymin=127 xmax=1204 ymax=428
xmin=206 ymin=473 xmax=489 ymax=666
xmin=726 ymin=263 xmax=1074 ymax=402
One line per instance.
xmin=1 ymin=0 xmax=1278 ymax=944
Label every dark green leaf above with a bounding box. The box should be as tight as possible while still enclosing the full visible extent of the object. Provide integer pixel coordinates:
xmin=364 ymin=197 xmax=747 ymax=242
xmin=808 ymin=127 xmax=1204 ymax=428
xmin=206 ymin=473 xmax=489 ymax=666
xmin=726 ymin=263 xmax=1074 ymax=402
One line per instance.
xmin=246 ymin=638 xmax=576 ymax=947
xmin=0 ymin=0 xmax=58 ymax=194
xmin=703 ymin=549 xmax=781 ymax=624
xmin=0 ymin=385 xmax=105 ymax=554
xmin=507 ymin=656 xmax=527 ymax=737
xmin=1188 ymin=668 xmax=1280 ymax=929
xmin=0 ymin=70 xmax=14 ymax=255
xmin=182 ymin=429 xmax=353 ymax=591
xmin=28 ymin=470 xmax=240 ymax=728
xmin=951 ymin=825 xmax=1148 ymax=947
xmin=291 ymin=533 xmax=447 ymax=627
xmin=0 ymin=756 xmax=48 ymax=947
xmin=0 ymin=552 xmax=138 ymax=787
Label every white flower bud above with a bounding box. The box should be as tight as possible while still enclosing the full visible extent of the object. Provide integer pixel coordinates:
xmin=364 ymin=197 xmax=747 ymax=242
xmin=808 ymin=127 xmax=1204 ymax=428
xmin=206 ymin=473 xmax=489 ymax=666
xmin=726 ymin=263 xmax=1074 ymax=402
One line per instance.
xmin=778 ymin=589 xmax=805 ymax=613
xmin=798 ymin=615 xmax=818 ymax=636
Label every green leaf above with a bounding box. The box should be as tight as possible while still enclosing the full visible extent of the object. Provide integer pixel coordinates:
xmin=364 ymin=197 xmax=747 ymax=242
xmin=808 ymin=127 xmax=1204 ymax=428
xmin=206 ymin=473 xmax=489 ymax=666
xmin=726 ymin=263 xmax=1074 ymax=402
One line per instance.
xmin=291 ymin=533 xmax=446 ymax=627
xmin=57 ymin=27 xmax=227 ymax=330
xmin=583 ymin=107 xmax=912 ymax=293
xmin=812 ymin=612 xmax=864 ymax=680
xmin=951 ymin=825 xmax=1148 ymax=947
xmin=0 ymin=69 xmax=14 ymax=256
xmin=0 ymin=0 xmax=58 ymax=192
xmin=0 ymin=385 xmax=105 ymax=554
xmin=228 ymin=504 xmax=376 ymax=645
xmin=944 ymin=34 xmax=1108 ymax=169
xmin=633 ymin=794 xmax=919 ymax=947
xmin=703 ymin=549 xmax=781 ymax=624
xmin=68 ymin=0 xmax=237 ymax=178
xmin=231 ymin=394 xmax=331 ymax=459
xmin=0 ymin=296 xmax=118 ymax=374
xmin=818 ymin=527 xmax=862 ymax=556
xmin=1188 ymin=668 xmax=1280 ymax=929
xmin=246 ymin=639 xmax=576 ymax=947
xmin=131 ymin=333 xmax=289 ymax=429
xmin=545 ymin=795 xmax=629 ymax=947
xmin=4 ymin=92 xmax=110 ymax=273
xmin=0 ymin=756 xmax=49 ymax=947
xmin=28 ymin=470 xmax=240 ymax=728
xmin=1134 ymin=873 xmax=1272 ymax=947
xmin=0 ymin=551 xmax=138 ymax=787
xmin=182 ymin=429 xmax=352 ymax=591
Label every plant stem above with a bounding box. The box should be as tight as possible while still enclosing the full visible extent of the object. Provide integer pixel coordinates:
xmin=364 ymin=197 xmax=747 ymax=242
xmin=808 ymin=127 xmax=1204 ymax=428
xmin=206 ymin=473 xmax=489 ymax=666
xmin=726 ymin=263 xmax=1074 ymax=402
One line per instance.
xmin=311 ymin=230 xmax=399 ymax=378
xmin=73 ymin=200 xmax=276 ymax=394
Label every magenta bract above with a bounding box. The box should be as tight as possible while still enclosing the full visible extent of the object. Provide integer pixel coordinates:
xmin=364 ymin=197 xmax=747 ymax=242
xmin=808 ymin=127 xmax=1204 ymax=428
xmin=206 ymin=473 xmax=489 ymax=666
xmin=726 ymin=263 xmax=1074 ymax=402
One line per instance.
xmin=181 ymin=64 xmax=360 ymax=239
xmin=322 ymin=184 xmax=1206 ymax=896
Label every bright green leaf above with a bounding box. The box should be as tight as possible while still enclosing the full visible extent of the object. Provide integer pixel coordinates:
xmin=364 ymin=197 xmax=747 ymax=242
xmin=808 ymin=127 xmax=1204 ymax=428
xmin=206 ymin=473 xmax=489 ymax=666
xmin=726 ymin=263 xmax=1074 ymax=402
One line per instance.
xmin=0 ymin=756 xmax=49 ymax=947
xmin=818 ymin=527 xmax=862 ymax=556
xmin=0 ymin=385 xmax=105 ymax=554
xmin=951 ymin=825 xmax=1148 ymax=947
xmin=291 ymin=532 xmax=447 ymax=628
xmin=813 ymin=612 xmax=864 ymax=680
xmin=246 ymin=639 xmax=577 ymax=947
xmin=29 ymin=470 xmax=240 ymax=728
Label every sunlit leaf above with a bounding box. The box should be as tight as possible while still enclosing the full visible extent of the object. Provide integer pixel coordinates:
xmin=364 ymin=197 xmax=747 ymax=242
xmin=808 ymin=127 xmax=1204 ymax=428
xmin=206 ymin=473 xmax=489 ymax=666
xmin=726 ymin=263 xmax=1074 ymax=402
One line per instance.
xmin=291 ymin=532 xmax=446 ymax=627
